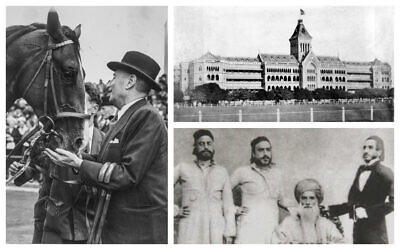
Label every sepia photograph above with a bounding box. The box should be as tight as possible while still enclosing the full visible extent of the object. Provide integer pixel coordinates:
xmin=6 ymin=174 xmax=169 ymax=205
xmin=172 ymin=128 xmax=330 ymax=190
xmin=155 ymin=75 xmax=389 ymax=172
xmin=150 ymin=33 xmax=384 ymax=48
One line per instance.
xmin=174 ymin=128 xmax=394 ymax=243
xmin=174 ymin=6 xmax=394 ymax=122
xmin=6 ymin=6 xmax=167 ymax=244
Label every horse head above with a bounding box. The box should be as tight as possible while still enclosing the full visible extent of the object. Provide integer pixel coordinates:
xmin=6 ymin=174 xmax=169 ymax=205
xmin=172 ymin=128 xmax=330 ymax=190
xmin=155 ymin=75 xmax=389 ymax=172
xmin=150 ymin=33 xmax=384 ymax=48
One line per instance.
xmin=6 ymin=8 xmax=86 ymax=155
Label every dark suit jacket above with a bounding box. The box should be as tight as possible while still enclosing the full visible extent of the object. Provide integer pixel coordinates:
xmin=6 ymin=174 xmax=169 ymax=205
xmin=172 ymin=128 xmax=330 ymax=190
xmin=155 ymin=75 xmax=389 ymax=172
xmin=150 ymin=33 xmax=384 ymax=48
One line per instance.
xmin=90 ymin=127 xmax=106 ymax=155
xmin=329 ymin=161 xmax=394 ymax=244
xmin=42 ymin=126 xmax=105 ymax=243
xmin=79 ymin=99 xmax=168 ymax=244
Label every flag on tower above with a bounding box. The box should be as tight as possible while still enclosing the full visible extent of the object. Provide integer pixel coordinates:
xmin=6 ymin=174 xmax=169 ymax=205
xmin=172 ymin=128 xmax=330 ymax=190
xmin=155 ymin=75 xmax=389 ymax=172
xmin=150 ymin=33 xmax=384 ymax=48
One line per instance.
xmin=300 ymin=9 xmax=305 ymax=15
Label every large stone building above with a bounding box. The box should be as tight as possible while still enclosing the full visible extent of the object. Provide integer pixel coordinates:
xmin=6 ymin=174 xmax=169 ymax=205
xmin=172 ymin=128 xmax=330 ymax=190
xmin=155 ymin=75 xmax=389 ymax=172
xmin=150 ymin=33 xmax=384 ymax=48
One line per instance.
xmin=175 ymin=19 xmax=392 ymax=92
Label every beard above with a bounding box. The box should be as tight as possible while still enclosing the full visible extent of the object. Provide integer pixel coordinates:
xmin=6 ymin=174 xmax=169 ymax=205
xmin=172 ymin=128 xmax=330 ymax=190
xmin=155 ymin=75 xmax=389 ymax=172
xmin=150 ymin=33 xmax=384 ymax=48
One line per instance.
xmin=252 ymin=156 xmax=271 ymax=167
xmin=298 ymin=204 xmax=320 ymax=243
xmin=363 ymin=153 xmax=378 ymax=164
xmin=194 ymin=148 xmax=215 ymax=161
xmin=299 ymin=204 xmax=320 ymax=223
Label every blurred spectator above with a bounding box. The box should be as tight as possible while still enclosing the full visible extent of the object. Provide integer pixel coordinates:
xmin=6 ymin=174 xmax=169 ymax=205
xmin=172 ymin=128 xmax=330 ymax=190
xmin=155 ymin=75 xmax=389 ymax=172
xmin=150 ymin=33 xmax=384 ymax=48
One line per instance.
xmin=6 ymin=75 xmax=168 ymax=155
xmin=149 ymin=74 xmax=168 ymax=124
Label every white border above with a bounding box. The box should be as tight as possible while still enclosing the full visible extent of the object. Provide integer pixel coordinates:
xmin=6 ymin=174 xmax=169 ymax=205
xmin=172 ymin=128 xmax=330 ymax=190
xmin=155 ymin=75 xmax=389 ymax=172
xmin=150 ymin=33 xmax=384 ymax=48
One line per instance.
xmin=1 ymin=0 xmax=398 ymax=248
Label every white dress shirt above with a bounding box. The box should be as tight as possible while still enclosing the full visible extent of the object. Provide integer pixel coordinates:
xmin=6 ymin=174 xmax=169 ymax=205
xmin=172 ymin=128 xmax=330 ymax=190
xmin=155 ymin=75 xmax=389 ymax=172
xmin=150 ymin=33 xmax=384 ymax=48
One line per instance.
xmin=116 ymin=97 xmax=145 ymax=121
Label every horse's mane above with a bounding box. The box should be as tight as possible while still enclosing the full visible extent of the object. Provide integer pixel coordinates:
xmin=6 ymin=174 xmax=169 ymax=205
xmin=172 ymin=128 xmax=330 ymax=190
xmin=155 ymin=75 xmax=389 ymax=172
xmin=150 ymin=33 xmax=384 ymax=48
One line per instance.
xmin=6 ymin=23 xmax=80 ymax=50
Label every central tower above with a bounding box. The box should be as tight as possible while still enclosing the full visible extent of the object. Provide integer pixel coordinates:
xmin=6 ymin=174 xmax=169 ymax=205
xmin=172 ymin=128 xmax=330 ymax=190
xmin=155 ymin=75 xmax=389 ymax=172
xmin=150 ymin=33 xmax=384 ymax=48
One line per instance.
xmin=289 ymin=19 xmax=312 ymax=62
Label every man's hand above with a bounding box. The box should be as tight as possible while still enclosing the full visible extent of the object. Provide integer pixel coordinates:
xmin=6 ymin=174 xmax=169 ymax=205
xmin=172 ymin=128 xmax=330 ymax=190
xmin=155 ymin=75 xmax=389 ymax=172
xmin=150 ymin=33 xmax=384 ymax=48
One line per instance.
xmin=355 ymin=207 xmax=368 ymax=219
xmin=236 ymin=206 xmax=249 ymax=216
xmin=224 ymin=236 xmax=234 ymax=244
xmin=175 ymin=205 xmax=191 ymax=218
xmin=9 ymin=161 xmax=24 ymax=176
xmin=44 ymin=148 xmax=82 ymax=169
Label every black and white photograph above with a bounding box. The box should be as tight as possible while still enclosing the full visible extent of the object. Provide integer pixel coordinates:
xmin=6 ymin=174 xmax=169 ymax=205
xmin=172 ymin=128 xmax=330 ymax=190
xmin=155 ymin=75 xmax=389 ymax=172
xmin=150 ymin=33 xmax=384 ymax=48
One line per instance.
xmin=174 ymin=128 xmax=394 ymax=243
xmin=6 ymin=6 xmax=168 ymax=244
xmin=2 ymin=1 xmax=398 ymax=247
xmin=174 ymin=6 xmax=394 ymax=122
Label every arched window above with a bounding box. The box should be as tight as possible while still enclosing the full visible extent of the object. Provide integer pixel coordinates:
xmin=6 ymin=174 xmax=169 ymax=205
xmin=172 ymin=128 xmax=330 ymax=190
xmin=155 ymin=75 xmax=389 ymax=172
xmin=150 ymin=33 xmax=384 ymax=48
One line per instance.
xmin=211 ymin=75 xmax=215 ymax=80
xmin=284 ymin=76 xmax=287 ymax=81
xmin=267 ymin=75 xmax=271 ymax=81
xmin=271 ymin=76 xmax=275 ymax=81
xmin=207 ymin=75 xmax=210 ymax=80
xmin=280 ymin=76 xmax=283 ymax=81
xmin=288 ymin=76 xmax=291 ymax=81
xmin=335 ymin=77 xmax=338 ymax=82
xmin=216 ymin=75 xmax=219 ymax=81
xmin=322 ymin=76 xmax=325 ymax=81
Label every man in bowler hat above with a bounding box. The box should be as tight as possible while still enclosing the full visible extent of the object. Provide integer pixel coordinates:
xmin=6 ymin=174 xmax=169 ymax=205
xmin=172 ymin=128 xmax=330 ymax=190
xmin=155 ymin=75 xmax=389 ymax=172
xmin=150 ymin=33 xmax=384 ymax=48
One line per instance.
xmin=44 ymin=51 xmax=168 ymax=244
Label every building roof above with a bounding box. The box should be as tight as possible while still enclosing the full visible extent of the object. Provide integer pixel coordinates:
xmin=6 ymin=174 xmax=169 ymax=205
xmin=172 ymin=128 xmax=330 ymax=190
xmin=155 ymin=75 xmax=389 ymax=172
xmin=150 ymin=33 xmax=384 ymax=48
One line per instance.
xmin=343 ymin=61 xmax=373 ymax=66
xmin=220 ymin=56 xmax=259 ymax=62
xmin=289 ymin=19 xmax=312 ymax=41
xmin=258 ymin=53 xmax=299 ymax=65
xmin=197 ymin=51 xmax=258 ymax=63
xmin=317 ymin=56 xmax=345 ymax=67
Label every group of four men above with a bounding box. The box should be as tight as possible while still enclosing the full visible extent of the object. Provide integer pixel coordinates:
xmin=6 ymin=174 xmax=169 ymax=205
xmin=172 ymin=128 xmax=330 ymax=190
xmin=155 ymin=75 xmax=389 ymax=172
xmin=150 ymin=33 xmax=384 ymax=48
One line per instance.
xmin=174 ymin=130 xmax=393 ymax=244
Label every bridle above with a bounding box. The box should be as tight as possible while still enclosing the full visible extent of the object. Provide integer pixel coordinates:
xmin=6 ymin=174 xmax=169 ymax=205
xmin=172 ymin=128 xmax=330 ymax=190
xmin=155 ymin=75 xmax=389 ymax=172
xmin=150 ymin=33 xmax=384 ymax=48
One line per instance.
xmin=6 ymin=36 xmax=89 ymax=176
xmin=21 ymin=37 xmax=88 ymax=120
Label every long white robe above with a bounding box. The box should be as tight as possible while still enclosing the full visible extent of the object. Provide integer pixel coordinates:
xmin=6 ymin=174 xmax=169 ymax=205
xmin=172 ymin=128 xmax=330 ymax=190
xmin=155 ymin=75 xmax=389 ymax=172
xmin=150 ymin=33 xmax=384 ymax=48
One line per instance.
xmin=174 ymin=162 xmax=236 ymax=244
xmin=271 ymin=215 xmax=344 ymax=244
xmin=231 ymin=164 xmax=283 ymax=243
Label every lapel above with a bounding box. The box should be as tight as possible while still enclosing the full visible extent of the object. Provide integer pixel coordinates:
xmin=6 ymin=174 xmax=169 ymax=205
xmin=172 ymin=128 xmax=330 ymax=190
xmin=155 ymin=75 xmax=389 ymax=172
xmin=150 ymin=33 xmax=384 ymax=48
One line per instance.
xmin=353 ymin=166 xmax=363 ymax=192
xmin=360 ymin=163 xmax=380 ymax=195
xmin=99 ymin=98 xmax=148 ymax=158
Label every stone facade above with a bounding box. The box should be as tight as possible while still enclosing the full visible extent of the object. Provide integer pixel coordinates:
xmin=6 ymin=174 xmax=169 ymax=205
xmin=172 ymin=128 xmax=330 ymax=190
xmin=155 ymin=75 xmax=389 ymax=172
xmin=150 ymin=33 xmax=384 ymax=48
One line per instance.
xmin=175 ymin=19 xmax=392 ymax=92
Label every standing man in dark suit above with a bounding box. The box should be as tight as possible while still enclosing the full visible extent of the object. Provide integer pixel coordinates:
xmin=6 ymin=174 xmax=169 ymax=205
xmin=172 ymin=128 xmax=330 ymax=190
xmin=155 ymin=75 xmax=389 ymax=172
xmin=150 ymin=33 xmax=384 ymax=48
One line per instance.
xmin=44 ymin=51 xmax=168 ymax=244
xmin=328 ymin=136 xmax=394 ymax=244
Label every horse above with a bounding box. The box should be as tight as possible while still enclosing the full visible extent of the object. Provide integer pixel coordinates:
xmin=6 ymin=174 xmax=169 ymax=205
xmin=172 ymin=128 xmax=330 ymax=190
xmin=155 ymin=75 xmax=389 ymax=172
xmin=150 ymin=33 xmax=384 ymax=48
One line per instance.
xmin=7 ymin=9 xmax=92 ymax=243
xmin=7 ymin=8 xmax=86 ymax=154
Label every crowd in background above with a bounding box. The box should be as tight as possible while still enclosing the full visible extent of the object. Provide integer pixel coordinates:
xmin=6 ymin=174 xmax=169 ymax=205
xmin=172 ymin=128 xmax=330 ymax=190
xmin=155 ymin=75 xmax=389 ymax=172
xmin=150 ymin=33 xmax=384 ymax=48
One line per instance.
xmin=6 ymin=74 xmax=168 ymax=155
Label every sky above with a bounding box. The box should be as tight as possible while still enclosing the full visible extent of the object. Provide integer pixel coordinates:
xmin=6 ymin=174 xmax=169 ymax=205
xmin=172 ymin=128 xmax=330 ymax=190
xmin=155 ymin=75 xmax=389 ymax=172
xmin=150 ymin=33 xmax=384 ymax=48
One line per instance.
xmin=174 ymin=6 xmax=394 ymax=66
xmin=174 ymin=128 xmax=394 ymax=242
xmin=7 ymin=6 xmax=167 ymax=83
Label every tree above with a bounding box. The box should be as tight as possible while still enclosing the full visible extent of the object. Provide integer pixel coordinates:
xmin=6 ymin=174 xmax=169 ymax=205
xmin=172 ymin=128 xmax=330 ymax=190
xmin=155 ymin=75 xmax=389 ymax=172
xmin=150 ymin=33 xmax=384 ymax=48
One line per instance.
xmin=191 ymin=83 xmax=227 ymax=103
xmin=174 ymin=88 xmax=184 ymax=102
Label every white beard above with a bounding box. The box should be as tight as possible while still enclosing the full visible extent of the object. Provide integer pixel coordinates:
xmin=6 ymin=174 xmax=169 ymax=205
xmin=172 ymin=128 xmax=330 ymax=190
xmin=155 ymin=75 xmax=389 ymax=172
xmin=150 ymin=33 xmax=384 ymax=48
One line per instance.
xmin=299 ymin=205 xmax=320 ymax=243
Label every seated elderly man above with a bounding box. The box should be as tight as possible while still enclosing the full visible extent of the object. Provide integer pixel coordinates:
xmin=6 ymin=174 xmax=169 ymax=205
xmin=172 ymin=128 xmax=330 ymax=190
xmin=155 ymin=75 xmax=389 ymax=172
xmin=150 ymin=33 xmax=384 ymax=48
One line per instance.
xmin=272 ymin=179 xmax=344 ymax=244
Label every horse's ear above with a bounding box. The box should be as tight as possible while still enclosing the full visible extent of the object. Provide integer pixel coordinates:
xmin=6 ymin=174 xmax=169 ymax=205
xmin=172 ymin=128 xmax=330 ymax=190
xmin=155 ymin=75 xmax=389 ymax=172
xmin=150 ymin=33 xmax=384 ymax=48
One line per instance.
xmin=47 ymin=8 xmax=62 ymax=41
xmin=74 ymin=24 xmax=81 ymax=39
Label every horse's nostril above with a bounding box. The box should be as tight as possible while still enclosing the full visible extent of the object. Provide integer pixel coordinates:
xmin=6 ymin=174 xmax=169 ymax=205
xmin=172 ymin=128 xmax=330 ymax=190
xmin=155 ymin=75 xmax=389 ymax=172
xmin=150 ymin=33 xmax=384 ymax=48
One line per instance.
xmin=74 ymin=137 xmax=84 ymax=151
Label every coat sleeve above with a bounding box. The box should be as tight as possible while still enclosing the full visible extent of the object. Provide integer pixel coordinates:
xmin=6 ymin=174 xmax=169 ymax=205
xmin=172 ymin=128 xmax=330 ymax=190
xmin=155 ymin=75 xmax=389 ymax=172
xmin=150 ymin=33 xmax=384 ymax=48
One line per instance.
xmin=365 ymin=168 xmax=394 ymax=218
xmin=79 ymin=108 xmax=165 ymax=190
xmin=222 ymin=172 xmax=236 ymax=238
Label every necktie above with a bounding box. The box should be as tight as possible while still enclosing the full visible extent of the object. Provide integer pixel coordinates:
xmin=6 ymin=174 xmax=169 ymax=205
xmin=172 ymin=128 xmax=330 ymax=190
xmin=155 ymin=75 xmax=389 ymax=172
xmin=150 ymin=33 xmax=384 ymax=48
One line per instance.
xmin=360 ymin=165 xmax=373 ymax=172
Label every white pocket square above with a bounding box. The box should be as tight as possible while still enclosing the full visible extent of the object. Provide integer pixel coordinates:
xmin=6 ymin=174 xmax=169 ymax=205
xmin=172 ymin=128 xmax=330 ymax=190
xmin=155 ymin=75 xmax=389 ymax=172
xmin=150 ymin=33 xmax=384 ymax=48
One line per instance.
xmin=109 ymin=138 xmax=119 ymax=144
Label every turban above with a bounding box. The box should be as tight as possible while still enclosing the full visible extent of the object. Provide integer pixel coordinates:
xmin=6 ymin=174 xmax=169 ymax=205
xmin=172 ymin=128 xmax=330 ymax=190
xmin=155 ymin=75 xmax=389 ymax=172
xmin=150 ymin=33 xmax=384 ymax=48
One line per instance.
xmin=294 ymin=178 xmax=324 ymax=203
xmin=366 ymin=135 xmax=384 ymax=161
xmin=193 ymin=129 xmax=214 ymax=142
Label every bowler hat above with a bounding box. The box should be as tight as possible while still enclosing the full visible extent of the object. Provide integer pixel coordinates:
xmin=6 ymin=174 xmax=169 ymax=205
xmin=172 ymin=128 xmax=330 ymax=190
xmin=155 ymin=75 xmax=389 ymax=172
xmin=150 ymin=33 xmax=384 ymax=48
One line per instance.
xmin=107 ymin=51 xmax=161 ymax=91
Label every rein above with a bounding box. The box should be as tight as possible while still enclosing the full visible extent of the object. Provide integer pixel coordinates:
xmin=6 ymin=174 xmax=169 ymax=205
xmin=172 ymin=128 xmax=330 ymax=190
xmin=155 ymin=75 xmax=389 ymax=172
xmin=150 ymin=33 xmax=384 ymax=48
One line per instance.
xmin=7 ymin=37 xmax=88 ymax=185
